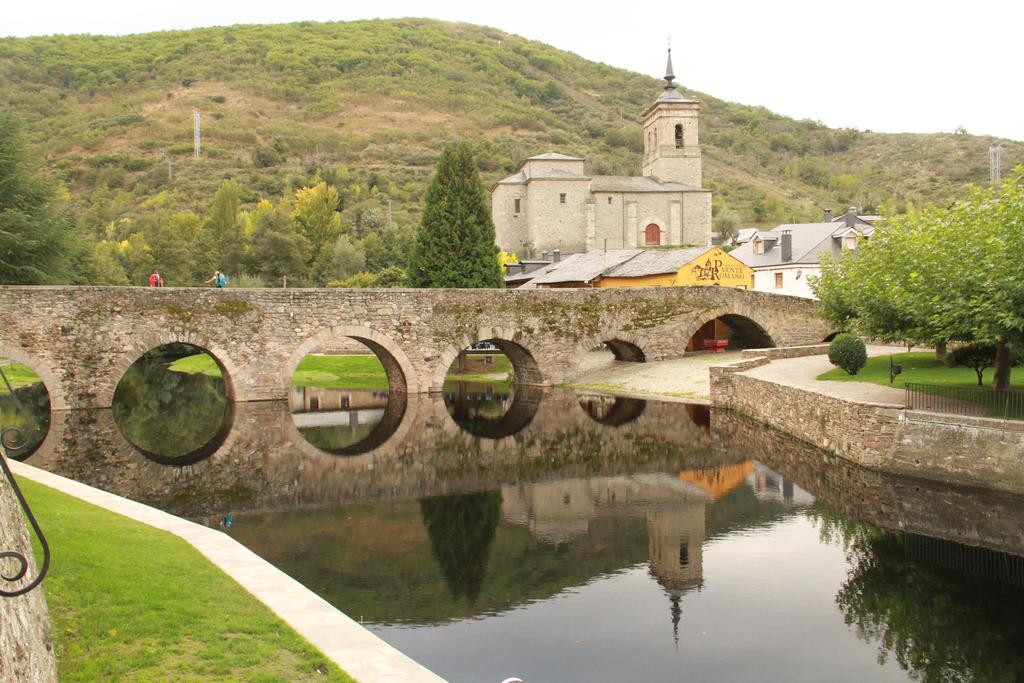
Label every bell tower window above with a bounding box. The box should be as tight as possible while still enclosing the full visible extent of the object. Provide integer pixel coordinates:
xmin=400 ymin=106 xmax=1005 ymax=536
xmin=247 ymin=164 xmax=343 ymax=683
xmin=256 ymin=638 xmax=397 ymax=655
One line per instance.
xmin=675 ymin=123 xmax=684 ymax=148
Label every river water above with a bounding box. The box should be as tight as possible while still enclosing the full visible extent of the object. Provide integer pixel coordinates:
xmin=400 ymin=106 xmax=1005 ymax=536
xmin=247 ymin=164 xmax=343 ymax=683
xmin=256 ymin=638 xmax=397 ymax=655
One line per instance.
xmin=8 ymin=355 xmax=1024 ymax=682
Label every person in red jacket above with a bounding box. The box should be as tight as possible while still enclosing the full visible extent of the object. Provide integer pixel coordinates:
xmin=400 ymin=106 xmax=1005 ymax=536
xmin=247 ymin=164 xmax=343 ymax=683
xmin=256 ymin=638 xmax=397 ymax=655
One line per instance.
xmin=148 ymin=271 xmax=164 ymax=287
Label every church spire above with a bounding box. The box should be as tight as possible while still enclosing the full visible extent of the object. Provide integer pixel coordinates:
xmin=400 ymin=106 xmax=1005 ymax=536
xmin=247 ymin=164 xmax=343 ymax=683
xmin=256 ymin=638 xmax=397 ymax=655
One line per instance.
xmin=664 ymin=47 xmax=677 ymax=91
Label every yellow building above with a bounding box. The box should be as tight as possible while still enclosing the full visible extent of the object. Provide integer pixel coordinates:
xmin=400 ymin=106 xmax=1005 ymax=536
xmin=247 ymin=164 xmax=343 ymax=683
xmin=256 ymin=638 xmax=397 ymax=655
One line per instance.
xmin=598 ymin=247 xmax=751 ymax=288
xmin=529 ymin=247 xmax=752 ymax=289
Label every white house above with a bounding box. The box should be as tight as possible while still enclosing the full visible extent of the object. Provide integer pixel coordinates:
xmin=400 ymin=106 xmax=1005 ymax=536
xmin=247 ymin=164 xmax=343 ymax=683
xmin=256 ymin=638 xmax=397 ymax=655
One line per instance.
xmin=729 ymin=209 xmax=876 ymax=298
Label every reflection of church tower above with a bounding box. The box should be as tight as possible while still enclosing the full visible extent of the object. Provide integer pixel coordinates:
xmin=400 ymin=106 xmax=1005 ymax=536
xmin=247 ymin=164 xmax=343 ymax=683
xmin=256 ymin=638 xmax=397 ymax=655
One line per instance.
xmin=642 ymin=48 xmax=702 ymax=188
xmin=647 ymin=502 xmax=706 ymax=645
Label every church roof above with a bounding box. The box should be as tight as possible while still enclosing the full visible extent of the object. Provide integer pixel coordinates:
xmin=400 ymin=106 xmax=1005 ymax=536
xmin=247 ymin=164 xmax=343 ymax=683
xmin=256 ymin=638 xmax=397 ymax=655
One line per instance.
xmin=591 ymin=175 xmax=706 ymax=193
xmin=496 ymin=170 xmax=527 ymax=185
xmin=528 ymin=152 xmax=584 ymax=161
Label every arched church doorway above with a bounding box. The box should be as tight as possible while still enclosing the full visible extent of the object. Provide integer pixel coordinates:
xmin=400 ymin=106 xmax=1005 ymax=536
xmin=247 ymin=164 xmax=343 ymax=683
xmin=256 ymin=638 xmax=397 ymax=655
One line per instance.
xmin=645 ymin=223 xmax=661 ymax=246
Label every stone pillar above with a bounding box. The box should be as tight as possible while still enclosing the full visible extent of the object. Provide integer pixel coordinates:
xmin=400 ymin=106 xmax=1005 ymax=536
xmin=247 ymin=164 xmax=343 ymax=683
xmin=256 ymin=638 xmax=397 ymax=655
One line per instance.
xmin=585 ymin=199 xmax=597 ymax=252
xmin=670 ymin=199 xmax=682 ymax=245
xmin=0 ymin=459 xmax=58 ymax=683
xmin=626 ymin=201 xmax=638 ymax=248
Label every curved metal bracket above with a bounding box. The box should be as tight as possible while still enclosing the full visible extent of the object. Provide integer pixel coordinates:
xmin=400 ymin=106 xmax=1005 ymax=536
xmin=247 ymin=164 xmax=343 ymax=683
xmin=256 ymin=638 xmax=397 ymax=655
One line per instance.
xmin=0 ymin=368 xmax=50 ymax=598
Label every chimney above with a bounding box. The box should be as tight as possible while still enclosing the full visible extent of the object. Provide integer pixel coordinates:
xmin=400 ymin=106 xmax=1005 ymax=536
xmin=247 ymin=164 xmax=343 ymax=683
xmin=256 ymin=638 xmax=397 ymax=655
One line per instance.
xmin=541 ymin=251 xmax=548 ymax=262
xmin=553 ymin=249 xmax=561 ymax=263
xmin=846 ymin=207 xmax=857 ymax=228
xmin=823 ymin=208 xmax=833 ymax=223
xmin=781 ymin=230 xmax=793 ymax=262
xmin=506 ymin=263 xmax=524 ymax=275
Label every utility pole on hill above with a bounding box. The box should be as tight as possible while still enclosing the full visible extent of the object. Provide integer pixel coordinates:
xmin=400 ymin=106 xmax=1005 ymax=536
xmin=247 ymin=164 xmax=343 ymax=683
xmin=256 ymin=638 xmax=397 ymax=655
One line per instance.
xmin=193 ymin=110 xmax=201 ymax=159
xmin=989 ymin=144 xmax=1003 ymax=185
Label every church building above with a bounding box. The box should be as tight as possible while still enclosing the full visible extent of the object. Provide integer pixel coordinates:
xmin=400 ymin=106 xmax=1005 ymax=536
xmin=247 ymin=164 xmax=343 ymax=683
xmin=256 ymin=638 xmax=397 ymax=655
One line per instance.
xmin=492 ymin=50 xmax=713 ymax=256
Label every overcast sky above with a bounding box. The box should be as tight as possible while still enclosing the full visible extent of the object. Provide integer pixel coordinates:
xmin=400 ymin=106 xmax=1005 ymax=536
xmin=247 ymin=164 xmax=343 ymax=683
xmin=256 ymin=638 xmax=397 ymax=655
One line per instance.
xmin=5 ymin=0 xmax=1021 ymax=141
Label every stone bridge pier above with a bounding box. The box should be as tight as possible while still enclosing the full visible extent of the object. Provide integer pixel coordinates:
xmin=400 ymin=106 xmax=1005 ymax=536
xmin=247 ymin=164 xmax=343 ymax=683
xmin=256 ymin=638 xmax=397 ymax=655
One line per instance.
xmin=0 ymin=286 xmax=831 ymax=410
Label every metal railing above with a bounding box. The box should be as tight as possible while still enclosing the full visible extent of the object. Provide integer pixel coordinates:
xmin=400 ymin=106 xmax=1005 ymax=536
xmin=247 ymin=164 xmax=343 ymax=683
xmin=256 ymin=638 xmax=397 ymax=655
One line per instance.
xmin=905 ymin=382 xmax=1024 ymax=422
xmin=0 ymin=366 xmax=50 ymax=597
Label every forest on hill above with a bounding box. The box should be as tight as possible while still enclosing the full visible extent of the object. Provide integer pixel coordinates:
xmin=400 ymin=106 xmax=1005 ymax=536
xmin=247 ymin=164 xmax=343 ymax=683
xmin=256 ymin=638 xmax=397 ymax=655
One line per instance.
xmin=0 ymin=18 xmax=1020 ymax=286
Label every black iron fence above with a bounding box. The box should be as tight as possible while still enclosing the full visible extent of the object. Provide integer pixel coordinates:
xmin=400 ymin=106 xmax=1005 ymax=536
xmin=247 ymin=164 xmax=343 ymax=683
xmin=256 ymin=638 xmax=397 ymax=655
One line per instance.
xmin=905 ymin=382 xmax=1024 ymax=422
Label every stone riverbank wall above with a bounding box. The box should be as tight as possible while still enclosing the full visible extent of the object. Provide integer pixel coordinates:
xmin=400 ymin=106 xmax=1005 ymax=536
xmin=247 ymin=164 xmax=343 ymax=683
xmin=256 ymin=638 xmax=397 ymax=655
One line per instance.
xmin=711 ymin=355 xmax=1024 ymax=495
xmin=0 ymin=449 xmax=57 ymax=682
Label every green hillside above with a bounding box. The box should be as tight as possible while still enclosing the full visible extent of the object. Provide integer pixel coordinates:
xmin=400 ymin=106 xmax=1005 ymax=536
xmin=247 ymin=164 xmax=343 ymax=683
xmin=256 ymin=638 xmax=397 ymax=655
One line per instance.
xmin=1 ymin=18 xmax=1020 ymax=284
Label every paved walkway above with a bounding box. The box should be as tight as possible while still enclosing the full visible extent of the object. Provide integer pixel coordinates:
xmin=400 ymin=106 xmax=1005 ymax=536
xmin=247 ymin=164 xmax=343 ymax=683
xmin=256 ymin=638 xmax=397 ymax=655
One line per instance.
xmin=10 ymin=460 xmax=446 ymax=683
xmin=741 ymin=344 xmax=906 ymax=406
xmin=572 ymin=350 xmax=748 ymax=402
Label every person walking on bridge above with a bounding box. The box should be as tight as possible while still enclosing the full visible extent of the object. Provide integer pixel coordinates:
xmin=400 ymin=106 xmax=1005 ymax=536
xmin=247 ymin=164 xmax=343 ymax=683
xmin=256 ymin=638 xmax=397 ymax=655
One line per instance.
xmin=148 ymin=271 xmax=164 ymax=287
xmin=205 ymin=270 xmax=227 ymax=288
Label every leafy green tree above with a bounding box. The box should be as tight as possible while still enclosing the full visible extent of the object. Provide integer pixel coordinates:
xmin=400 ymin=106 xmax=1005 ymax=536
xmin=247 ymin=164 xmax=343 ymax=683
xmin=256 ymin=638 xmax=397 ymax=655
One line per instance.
xmin=0 ymin=112 xmax=74 ymax=284
xmin=324 ymin=234 xmax=365 ymax=282
xmin=407 ymin=142 xmax=503 ymax=288
xmin=813 ymin=169 xmax=1024 ymax=388
xmin=293 ymin=180 xmax=342 ymax=277
xmin=247 ymin=199 xmax=309 ymax=286
xmin=91 ymin=241 xmax=129 ymax=285
xmin=950 ymin=344 xmax=997 ymax=386
xmin=713 ymin=209 xmax=741 ymax=243
xmin=199 ymin=180 xmax=247 ymax=278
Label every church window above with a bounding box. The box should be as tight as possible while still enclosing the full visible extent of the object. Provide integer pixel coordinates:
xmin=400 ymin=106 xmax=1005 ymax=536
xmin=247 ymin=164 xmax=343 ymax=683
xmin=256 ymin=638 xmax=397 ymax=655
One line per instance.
xmin=675 ymin=123 xmax=684 ymax=148
xmin=645 ymin=223 xmax=661 ymax=245
xmin=559 ymin=193 xmax=566 ymax=204
xmin=514 ymin=198 xmax=521 ymax=213
xmin=607 ymin=196 xmax=613 ymax=204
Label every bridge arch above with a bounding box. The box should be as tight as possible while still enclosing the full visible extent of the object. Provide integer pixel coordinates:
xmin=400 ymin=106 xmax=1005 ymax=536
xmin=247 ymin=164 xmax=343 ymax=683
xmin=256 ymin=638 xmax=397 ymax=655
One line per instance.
xmin=680 ymin=309 xmax=776 ymax=353
xmin=578 ymin=394 xmax=647 ymax=426
xmin=97 ymin=331 xmax=240 ymax=408
xmin=431 ymin=327 xmax=543 ymax=392
xmin=0 ymin=343 xmax=66 ymax=411
xmin=284 ymin=325 xmax=419 ymax=396
xmin=444 ymin=382 xmax=543 ymax=439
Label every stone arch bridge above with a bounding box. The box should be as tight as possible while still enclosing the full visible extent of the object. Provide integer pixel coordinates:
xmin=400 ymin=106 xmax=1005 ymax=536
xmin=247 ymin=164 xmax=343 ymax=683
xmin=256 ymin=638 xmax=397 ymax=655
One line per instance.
xmin=0 ymin=286 xmax=830 ymax=410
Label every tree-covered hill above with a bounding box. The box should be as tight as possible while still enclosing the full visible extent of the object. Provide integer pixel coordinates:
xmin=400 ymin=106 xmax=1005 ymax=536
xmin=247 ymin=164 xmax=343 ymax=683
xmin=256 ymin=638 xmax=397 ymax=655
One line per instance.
xmin=0 ymin=18 xmax=1020 ymax=283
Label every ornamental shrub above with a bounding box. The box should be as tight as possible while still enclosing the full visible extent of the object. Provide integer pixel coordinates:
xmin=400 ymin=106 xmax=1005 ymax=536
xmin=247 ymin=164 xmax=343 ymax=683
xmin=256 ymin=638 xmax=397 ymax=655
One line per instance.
xmin=950 ymin=343 xmax=997 ymax=386
xmin=828 ymin=333 xmax=867 ymax=375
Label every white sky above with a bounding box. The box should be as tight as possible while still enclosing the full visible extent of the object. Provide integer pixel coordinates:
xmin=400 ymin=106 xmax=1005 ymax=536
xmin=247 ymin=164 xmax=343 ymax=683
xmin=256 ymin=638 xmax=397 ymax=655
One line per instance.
xmin=4 ymin=0 xmax=1022 ymax=141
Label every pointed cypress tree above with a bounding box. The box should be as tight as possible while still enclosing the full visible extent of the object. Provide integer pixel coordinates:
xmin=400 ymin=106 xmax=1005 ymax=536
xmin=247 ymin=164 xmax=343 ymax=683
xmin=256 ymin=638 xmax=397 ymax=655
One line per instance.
xmin=407 ymin=142 xmax=504 ymax=288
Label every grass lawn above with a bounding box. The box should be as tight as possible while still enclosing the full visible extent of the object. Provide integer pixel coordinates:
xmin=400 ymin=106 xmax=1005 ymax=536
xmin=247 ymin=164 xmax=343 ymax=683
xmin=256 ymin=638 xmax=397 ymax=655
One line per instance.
xmin=817 ymin=352 xmax=1024 ymax=389
xmin=168 ymin=354 xmax=223 ymax=377
xmin=22 ymin=479 xmax=353 ymax=682
xmin=0 ymin=361 xmax=42 ymax=388
xmin=293 ymin=354 xmax=389 ymax=390
xmin=172 ymin=352 xmax=516 ymax=389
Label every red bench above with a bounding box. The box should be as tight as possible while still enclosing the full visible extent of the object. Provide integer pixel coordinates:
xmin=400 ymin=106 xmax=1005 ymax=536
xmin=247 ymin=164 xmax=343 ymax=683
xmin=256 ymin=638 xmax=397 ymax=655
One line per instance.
xmin=703 ymin=339 xmax=729 ymax=353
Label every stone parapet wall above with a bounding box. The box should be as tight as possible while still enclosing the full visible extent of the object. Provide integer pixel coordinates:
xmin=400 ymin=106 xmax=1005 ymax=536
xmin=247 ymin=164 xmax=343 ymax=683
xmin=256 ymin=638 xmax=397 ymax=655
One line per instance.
xmin=741 ymin=343 xmax=829 ymax=360
xmin=0 ymin=450 xmax=57 ymax=682
xmin=711 ymin=362 xmax=1024 ymax=495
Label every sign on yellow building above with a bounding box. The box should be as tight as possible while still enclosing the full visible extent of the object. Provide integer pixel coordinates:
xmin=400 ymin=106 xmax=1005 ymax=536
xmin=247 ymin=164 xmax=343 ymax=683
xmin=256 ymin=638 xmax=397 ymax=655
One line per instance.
xmin=597 ymin=247 xmax=753 ymax=289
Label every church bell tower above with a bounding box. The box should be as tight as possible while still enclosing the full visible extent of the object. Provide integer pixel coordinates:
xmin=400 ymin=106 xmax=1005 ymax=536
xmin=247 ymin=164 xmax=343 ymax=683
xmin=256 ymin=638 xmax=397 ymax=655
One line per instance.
xmin=642 ymin=49 xmax=702 ymax=187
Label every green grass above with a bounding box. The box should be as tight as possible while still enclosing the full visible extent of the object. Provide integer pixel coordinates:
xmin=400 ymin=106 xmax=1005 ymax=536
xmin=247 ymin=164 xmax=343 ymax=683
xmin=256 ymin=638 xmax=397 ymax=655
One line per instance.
xmin=0 ymin=362 xmax=42 ymax=388
xmin=168 ymin=354 xmax=223 ymax=377
xmin=293 ymin=354 xmax=390 ymax=390
xmin=21 ymin=479 xmax=353 ymax=682
xmin=817 ymin=352 xmax=1024 ymax=389
xmin=173 ymin=352 xmax=519 ymax=389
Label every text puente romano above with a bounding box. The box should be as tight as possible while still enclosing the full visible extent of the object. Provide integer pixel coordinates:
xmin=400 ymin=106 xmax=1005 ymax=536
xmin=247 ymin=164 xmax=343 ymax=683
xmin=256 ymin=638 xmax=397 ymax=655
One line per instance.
xmin=1 ymin=286 xmax=829 ymax=411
